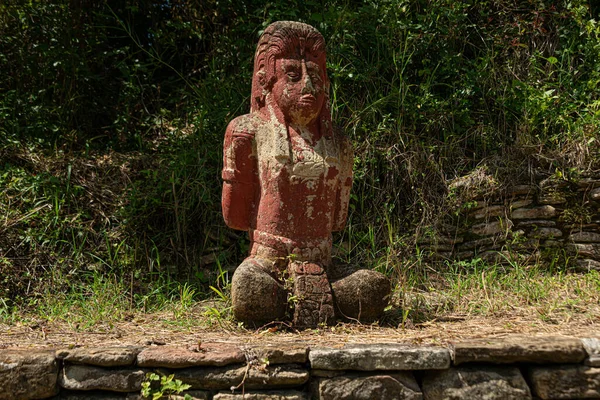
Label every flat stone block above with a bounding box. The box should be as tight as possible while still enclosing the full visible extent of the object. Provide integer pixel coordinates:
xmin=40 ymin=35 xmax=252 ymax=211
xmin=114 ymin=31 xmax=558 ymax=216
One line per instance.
xmin=422 ymin=366 xmax=531 ymax=400
xmin=59 ymin=365 xmax=145 ymax=392
xmin=245 ymin=344 xmax=309 ymax=364
xmin=583 ymin=338 xmax=600 ymax=367
xmin=472 ymin=219 xmax=513 ymax=236
xmin=529 ymin=365 xmax=600 ymax=399
xmin=570 ymin=231 xmax=600 ymax=243
xmin=567 ymin=243 xmax=600 ymax=258
xmin=57 ymin=391 xmax=131 ymax=399
xmin=213 ymin=391 xmax=307 ymax=400
xmin=309 ymin=344 xmax=451 ymax=371
xmin=56 ymin=346 xmax=142 ymax=367
xmin=453 ymin=336 xmax=586 ymax=365
xmin=575 ymin=259 xmax=600 ymax=272
xmin=0 ymin=350 xmax=59 ymax=400
xmin=511 ymin=205 xmax=556 ymax=219
xmin=316 ymin=373 xmax=422 ymax=400
xmin=137 ymin=343 xmax=245 ymax=368
xmin=173 ymin=364 xmax=309 ymax=390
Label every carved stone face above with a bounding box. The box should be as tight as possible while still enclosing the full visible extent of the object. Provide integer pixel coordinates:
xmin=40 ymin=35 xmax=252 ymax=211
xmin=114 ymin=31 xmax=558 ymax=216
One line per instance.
xmin=271 ymin=56 xmax=325 ymax=127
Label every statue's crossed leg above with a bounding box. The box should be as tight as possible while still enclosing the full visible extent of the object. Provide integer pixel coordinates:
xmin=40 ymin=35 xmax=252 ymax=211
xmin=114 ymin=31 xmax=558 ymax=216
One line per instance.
xmin=289 ymin=261 xmax=335 ymax=328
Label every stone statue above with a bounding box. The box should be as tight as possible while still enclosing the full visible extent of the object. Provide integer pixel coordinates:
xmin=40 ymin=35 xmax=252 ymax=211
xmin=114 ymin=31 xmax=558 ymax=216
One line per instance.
xmin=222 ymin=21 xmax=390 ymax=328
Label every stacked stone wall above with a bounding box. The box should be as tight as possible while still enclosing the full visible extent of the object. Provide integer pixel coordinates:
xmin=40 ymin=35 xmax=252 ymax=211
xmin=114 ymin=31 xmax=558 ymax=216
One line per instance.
xmin=419 ymin=175 xmax=600 ymax=270
xmin=1 ymin=337 xmax=599 ymax=399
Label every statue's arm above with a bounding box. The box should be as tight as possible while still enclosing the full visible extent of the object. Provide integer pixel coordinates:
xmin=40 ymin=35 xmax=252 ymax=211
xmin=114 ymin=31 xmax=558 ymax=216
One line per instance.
xmin=333 ymin=136 xmax=353 ymax=231
xmin=221 ymin=115 xmax=257 ymax=231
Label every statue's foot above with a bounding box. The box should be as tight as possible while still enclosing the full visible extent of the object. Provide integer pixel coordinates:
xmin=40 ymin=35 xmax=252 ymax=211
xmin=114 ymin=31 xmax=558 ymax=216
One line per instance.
xmin=231 ymin=258 xmax=287 ymax=326
xmin=290 ymin=262 xmax=335 ymax=328
xmin=331 ymin=268 xmax=391 ymax=322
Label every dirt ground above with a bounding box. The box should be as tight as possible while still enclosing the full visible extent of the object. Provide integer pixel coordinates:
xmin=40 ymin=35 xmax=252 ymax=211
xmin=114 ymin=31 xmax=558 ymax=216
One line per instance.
xmin=2 ymin=313 xmax=599 ymax=350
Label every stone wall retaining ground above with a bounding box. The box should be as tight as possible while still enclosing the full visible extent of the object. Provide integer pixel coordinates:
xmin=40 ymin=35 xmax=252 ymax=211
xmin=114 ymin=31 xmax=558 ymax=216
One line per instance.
xmin=1 ymin=336 xmax=600 ymax=399
xmin=419 ymin=174 xmax=600 ymax=270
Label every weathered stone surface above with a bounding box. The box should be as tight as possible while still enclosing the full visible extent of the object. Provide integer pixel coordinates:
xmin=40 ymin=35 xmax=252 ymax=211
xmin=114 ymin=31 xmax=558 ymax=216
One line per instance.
xmin=56 ymin=346 xmax=141 ymax=367
xmin=569 ymin=231 xmax=600 ymax=243
xmin=530 ymin=227 xmax=562 ymax=239
xmin=245 ymin=345 xmax=309 ymax=365
xmin=575 ymin=259 xmax=600 ymax=272
xmin=539 ymin=192 xmax=567 ymax=205
xmin=470 ymin=205 xmax=505 ymax=220
xmin=567 ymin=243 xmax=600 ymax=258
xmin=583 ymin=338 xmax=600 ymax=367
xmin=0 ymin=350 xmax=59 ymax=400
xmin=511 ymin=199 xmax=533 ymax=209
xmin=309 ymin=344 xmax=450 ymax=371
xmin=459 ymin=237 xmax=500 ymax=251
xmin=310 ymin=370 xmax=346 ymax=378
xmin=590 ymin=187 xmax=600 ymax=200
xmin=453 ymin=336 xmax=586 ymax=365
xmin=57 ymin=392 xmax=131 ymax=399
xmin=544 ymin=239 xmax=564 ymax=248
xmin=422 ymin=366 xmax=531 ymax=400
xmin=516 ymin=219 xmax=556 ymax=227
xmin=472 ymin=219 xmax=513 ymax=236
xmin=331 ymin=269 xmax=391 ymax=321
xmin=213 ymin=391 xmax=307 ymax=400
xmin=529 ymin=365 xmax=600 ymax=399
xmin=511 ymin=205 xmax=556 ymax=219
xmin=59 ymin=365 xmax=145 ymax=392
xmin=137 ymin=343 xmax=245 ymax=367
xmin=173 ymin=364 xmax=309 ymax=390
xmin=577 ymin=178 xmax=600 ymax=188
xmin=316 ymin=373 xmax=422 ymax=400
xmin=223 ymin=21 xmax=389 ymax=327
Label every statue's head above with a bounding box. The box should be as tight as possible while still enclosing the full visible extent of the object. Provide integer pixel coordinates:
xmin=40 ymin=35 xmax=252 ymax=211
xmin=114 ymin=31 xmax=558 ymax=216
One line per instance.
xmin=251 ymin=21 xmax=332 ymax=134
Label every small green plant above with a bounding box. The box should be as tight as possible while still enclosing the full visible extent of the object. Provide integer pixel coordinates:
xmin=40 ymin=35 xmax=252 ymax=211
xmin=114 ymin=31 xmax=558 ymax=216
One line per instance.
xmin=141 ymin=372 xmax=192 ymax=400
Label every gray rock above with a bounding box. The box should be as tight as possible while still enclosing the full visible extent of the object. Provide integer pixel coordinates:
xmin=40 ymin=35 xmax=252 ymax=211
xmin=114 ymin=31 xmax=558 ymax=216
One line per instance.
xmin=137 ymin=343 xmax=245 ymax=368
xmin=543 ymin=239 xmax=564 ymax=248
xmin=590 ymin=187 xmax=600 ymax=200
xmin=569 ymin=231 xmax=600 ymax=243
xmin=529 ymin=365 xmax=600 ymax=399
xmin=472 ymin=219 xmax=513 ymax=236
xmin=517 ymin=220 xmax=556 ymax=227
xmin=316 ymin=373 xmax=422 ymax=400
xmin=511 ymin=199 xmax=533 ymax=209
xmin=453 ymin=336 xmax=586 ymax=365
xmin=422 ymin=366 xmax=531 ymax=400
xmin=539 ymin=192 xmax=567 ymax=205
xmin=470 ymin=205 xmax=505 ymax=220
xmin=309 ymin=344 xmax=450 ymax=371
xmin=56 ymin=347 xmax=142 ymax=367
xmin=243 ymin=345 xmax=308 ymax=365
xmin=574 ymin=259 xmax=600 ymax=272
xmin=567 ymin=243 xmax=600 ymax=258
xmin=59 ymin=365 xmax=145 ymax=392
xmin=173 ymin=364 xmax=309 ymax=390
xmin=583 ymin=338 xmax=600 ymax=367
xmin=530 ymin=227 xmax=562 ymax=239
xmin=56 ymin=392 xmax=130 ymax=399
xmin=459 ymin=237 xmax=500 ymax=251
xmin=0 ymin=350 xmax=58 ymax=400
xmin=213 ymin=391 xmax=307 ymax=400
xmin=511 ymin=205 xmax=556 ymax=219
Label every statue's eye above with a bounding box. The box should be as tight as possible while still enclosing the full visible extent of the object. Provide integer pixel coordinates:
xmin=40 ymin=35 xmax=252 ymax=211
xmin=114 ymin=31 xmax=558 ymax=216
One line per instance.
xmin=287 ymin=72 xmax=300 ymax=81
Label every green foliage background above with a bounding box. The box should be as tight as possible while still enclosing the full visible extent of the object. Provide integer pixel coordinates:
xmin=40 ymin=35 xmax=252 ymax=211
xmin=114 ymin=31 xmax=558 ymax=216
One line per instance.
xmin=1 ymin=0 xmax=599 ymax=306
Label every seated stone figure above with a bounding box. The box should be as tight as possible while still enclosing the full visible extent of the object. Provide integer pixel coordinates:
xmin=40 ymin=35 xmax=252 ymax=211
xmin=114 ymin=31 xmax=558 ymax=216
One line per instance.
xmin=222 ymin=21 xmax=390 ymax=327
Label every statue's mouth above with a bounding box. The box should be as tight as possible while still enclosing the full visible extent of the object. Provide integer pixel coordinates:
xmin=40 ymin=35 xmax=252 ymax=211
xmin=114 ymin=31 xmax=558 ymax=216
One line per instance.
xmin=299 ymin=94 xmax=317 ymax=104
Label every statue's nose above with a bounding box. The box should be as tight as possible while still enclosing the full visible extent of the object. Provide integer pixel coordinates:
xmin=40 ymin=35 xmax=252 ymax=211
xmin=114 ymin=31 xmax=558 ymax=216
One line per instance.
xmin=301 ymin=62 xmax=315 ymax=95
